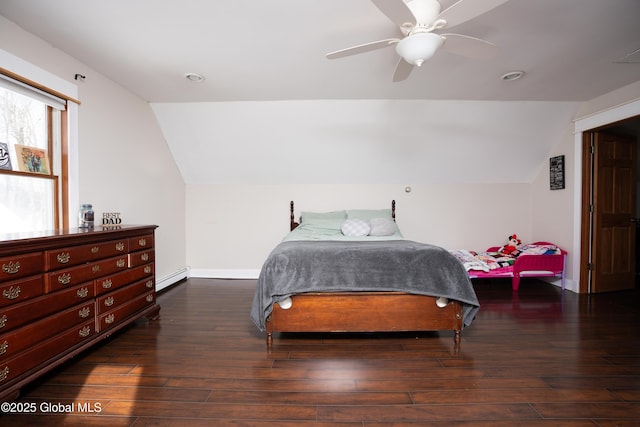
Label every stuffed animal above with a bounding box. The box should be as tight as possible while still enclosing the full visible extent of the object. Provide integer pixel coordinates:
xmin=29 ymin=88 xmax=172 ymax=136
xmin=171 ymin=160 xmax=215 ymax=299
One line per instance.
xmin=499 ymin=234 xmax=521 ymax=257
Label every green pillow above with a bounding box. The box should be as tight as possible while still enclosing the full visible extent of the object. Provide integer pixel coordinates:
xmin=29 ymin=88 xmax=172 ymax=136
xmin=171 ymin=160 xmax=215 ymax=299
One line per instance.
xmin=347 ymin=209 xmax=393 ymax=221
xmin=300 ymin=210 xmax=347 ymax=225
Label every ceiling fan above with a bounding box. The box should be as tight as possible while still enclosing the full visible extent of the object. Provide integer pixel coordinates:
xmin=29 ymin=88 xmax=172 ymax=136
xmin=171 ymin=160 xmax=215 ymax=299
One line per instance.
xmin=326 ymin=0 xmax=509 ymax=81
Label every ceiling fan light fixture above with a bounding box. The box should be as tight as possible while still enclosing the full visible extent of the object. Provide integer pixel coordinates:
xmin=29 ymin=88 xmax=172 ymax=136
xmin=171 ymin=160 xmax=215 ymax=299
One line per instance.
xmin=395 ymin=32 xmax=443 ymax=66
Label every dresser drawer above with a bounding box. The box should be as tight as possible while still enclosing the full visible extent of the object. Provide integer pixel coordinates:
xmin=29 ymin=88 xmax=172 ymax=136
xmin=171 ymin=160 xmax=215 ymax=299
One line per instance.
xmin=0 ymin=275 xmax=44 ymax=308
xmin=96 ymin=278 xmax=154 ymax=315
xmin=44 ymin=238 xmax=129 ymax=270
xmin=0 ymin=320 xmax=95 ymax=387
xmin=95 ymin=263 xmax=154 ymax=296
xmin=0 ymin=253 xmax=42 ymax=282
xmin=0 ymin=283 xmax=94 ymax=334
xmin=128 ymin=249 xmax=155 ymax=267
xmin=129 ymin=234 xmax=154 ymax=252
xmin=97 ymin=291 xmax=155 ymax=332
xmin=46 ymin=254 xmax=129 ymax=292
xmin=0 ymin=301 xmax=94 ymax=361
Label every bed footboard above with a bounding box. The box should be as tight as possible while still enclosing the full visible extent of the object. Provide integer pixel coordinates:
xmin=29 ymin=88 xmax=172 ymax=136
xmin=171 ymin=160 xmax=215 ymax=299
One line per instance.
xmin=265 ymin=292 xmax=463 ymax=347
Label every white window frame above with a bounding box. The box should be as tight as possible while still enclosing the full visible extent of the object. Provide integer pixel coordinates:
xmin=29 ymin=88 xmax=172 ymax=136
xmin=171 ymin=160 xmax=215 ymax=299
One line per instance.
xmin=0 ymin=48 xmax=79 ymax=230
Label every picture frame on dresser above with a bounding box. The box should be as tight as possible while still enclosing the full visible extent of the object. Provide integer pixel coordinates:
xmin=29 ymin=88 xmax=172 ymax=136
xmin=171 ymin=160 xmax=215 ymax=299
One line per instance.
xmin=0 ymin=225 xmax=160 ymax=402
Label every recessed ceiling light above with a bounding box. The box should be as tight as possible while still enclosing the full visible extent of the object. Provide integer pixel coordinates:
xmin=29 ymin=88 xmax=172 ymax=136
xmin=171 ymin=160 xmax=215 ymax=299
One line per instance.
xmin=184 ymin=72 xmax=205 ymax=83
xmin=501 ymin=71 xmax=525 ymax=81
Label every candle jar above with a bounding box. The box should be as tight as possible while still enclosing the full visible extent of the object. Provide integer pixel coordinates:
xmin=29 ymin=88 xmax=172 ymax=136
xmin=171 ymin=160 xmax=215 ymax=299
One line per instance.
xmin=78 ymin=204 xmax=94 ymax=228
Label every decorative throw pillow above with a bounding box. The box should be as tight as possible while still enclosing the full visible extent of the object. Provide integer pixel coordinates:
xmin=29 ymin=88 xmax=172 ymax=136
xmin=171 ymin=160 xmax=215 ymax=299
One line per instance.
xmin=368 ymin=217 xmax=396 ymax=236
xmin=341 ymin=218 xmax=371 ymax=236
xmin=297 ymin=218 xmax=345 ymax=231
xmin=301 ymin=210 xmax=347 ymax=224
xmin=347 ymin=209 xmax=393 ymax=221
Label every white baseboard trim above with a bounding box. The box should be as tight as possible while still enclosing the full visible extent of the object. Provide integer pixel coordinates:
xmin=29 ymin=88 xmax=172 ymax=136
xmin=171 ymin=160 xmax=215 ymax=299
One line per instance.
xmin=540 ymin=277 xmax=578 ymax=293
xmin=156 ymin=267 xmax=189 ymax=291
xmin=189 ymin=269 xmax=260 ymax=280
xmin=562 ymin=278 xmax=579 ymax=293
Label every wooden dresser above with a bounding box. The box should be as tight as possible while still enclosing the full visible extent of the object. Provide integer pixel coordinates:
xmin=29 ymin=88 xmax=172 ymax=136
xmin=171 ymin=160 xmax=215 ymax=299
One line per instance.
xmin=0 ymin=225 xmax=160 ymax=401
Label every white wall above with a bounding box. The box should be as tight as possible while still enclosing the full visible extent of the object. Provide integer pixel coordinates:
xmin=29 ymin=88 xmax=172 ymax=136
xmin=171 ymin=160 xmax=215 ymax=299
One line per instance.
xmin=187 ymin=183 xmax=532 ymax=278
xmin=153 ymin=99 xmax=579 ymax=280
xmin=151 ymin=100 xmax=580 ymax=185
xmin=530 ymin=126 xmax=575 ymax=282
xmin=0 ymin=16 xmax=187 ymax=290
xmin=575 ymin=80 xmax=640 ymax=120
xmin=531 ymin=80 xmax=640 ymax=292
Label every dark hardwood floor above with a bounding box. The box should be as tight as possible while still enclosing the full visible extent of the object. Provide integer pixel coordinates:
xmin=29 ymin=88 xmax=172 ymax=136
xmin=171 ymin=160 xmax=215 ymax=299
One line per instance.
xmin=3 ymin=277 xmax=640 ymax=426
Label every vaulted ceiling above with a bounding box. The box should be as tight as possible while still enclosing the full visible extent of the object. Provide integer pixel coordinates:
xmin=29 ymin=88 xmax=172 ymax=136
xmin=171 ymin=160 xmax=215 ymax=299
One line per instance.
xmin=2 ymin=1 xmax=638 ymax=185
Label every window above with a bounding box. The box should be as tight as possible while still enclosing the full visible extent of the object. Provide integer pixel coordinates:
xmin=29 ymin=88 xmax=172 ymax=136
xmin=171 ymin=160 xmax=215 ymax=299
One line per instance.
xmin=0 ymin=72 xmax=67 ymax=234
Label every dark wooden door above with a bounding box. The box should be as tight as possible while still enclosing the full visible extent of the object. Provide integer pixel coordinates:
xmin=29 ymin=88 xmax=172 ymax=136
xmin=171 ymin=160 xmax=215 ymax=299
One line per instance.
xmin=591 ymin=131 xmax=637 ymax=293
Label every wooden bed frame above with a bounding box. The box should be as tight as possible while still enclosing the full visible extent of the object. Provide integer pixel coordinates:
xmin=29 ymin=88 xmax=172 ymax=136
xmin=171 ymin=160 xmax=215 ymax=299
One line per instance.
xmin=264 ymin=200 xmax=465 ymax=347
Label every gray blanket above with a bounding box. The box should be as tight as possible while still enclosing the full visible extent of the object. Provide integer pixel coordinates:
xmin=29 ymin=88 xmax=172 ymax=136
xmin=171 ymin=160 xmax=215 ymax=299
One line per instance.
xmin=250 ymin=240 xmax=479 ymax=331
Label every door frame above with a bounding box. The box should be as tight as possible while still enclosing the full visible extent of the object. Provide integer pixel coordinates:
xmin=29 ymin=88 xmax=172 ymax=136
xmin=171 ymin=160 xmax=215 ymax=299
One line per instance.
xmin=579 ymin=132 xmax=593 ymax=293
xmin=574 ymin=99 xmax=640 ymax=294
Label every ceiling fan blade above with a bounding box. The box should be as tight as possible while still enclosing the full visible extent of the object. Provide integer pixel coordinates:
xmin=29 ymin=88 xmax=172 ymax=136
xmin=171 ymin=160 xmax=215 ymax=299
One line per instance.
xmin=326 ymin=38 xmax=400 ymax=59
xmin=371 ymin=0 xmax=415 ymax=27
xmin=440 ymin=33 xmax=498 ymax=59
xmin=438 ymin=0 xmax=510 ymax=29
xmin=392 ymin=58 xmax=414 ymax=82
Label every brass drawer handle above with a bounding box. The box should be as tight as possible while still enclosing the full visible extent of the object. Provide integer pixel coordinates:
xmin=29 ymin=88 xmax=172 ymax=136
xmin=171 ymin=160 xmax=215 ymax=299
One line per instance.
xmin=2 ymin=261 xmax=20 ymax=275
xmin=78 ymin=307 xmax=91 ymax=318
xmin=146 ymin=280 xmax=153 ymax=288
xmin=91 ymin=246 xmax=99 ymax=254
xmin=58 ymin=273 xmax=71 ymax=285
xmin=144 ymin=266 xmax=151 ymax=274
xmin=102 ymin=279 xmax=112 ymax=289
xmin=141 ymin=253 xmax=149 ymax=262
xmin=92 ymin=265 xmax=101 ymax=273
xmin=0 ymin=366 xmax=9 ymax=382
xmin=0 ymin=315 xmax=7 ymax=329
xmin=57 ymin=252 xmax=70 ymax=263
xmin=146 ymin=294 xmax=154 ymax=303
xmin=104 ymin=296 xmax=115 ymax=307
xmin=116 ymin=259 xmax=126 ymax=268
xmin=0 ymin=341 xmax=8 ymax=356
xmin=2 ymin=286 xmax=21 ymax=300
xmin=79 ymin=326 xmax=91 ymax=338
xmin=105 ymin=314 xmax=115 ymax=325
xmin=116 ymin=242 xmax=125 ymax=252
xmin=77 ymin=287 xmax=89 ymax=298
xmin=138 ymin=238 xmax=147 ymax=247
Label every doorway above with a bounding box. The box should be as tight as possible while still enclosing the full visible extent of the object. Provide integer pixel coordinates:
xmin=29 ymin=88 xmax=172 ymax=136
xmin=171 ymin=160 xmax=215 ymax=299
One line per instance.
xmin=580 ymin=116 xmax=640 ymax=293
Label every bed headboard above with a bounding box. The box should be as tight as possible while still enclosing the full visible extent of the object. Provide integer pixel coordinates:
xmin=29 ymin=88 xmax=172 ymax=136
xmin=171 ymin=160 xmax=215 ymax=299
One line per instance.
xmin=289 ymin=200 xmax=396 ymax=231
xmin=290 ymin=201 xmax=299 ymax=231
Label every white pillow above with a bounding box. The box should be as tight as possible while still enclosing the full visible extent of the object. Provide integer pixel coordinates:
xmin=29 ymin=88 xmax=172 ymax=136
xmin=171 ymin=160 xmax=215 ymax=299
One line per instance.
xmin=368 ymin=217 xmax=396 ymax=236
xmin=341 ymin=219 xmax=371 ymax=237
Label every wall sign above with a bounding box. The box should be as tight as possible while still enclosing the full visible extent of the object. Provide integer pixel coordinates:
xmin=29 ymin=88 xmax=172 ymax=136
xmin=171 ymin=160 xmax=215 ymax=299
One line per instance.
xmin=550 ymin=155 xmax=565 ymax=190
